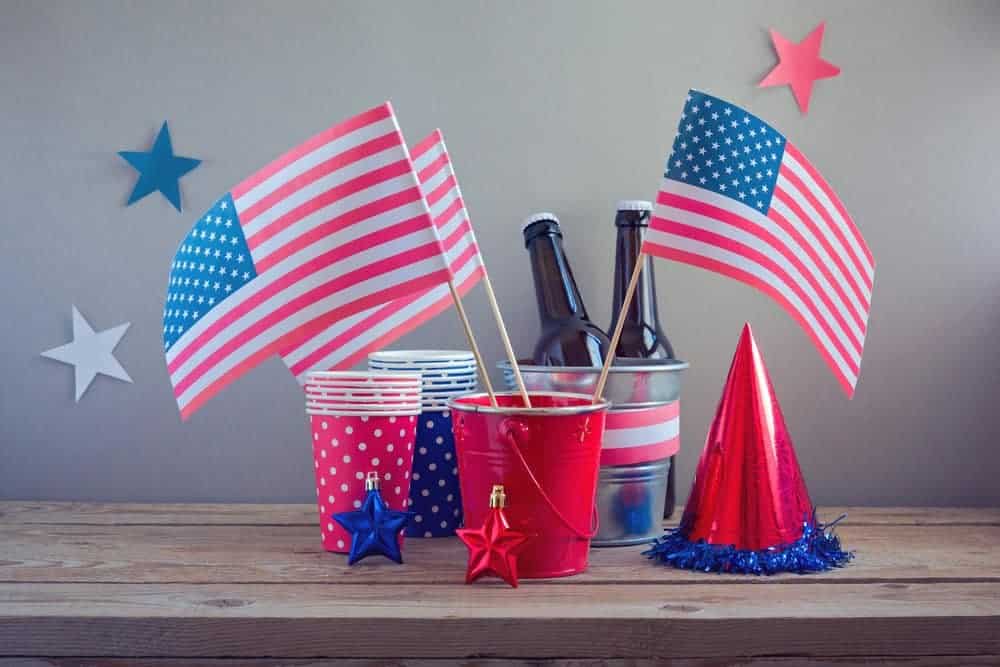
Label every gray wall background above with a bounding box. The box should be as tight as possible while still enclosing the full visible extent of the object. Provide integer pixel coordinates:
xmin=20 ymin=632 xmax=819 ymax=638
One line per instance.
xmin=2 ymin=0 xmax=999 ymax=506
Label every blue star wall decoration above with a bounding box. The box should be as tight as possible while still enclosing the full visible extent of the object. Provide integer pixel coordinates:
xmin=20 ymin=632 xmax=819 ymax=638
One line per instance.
xmin=333 ymin=472 xmax=413 ymax=565
xmin=118 ymin=122 xmax=201 ymax=212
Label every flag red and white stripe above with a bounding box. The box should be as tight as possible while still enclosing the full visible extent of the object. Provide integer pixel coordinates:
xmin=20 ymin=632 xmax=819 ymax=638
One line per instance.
xmin=647 ymin=172 xmax=869 ymax=396
xmin=600 ymin=402 xmax=680 ymax=466
xmin=165 ymin=103 xmax=450 ymax=418
xmin=644 ymin=91 xmax=874 ymax=397
xmin=279 ymin=129 xmax=485 ymax=383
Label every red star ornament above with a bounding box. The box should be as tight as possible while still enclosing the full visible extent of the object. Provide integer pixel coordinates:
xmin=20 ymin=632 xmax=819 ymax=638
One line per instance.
xmin=759 ymin=21 xmax=841 ymax=114
xmin=456 ymin=487 xmax=529 ymax=588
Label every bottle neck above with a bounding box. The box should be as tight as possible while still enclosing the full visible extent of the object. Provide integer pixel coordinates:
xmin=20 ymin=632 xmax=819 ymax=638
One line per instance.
xmin=612 ymin=223 xmax=660 ymax=327
xmin=527 ymin=232 xmax=590 ymax=323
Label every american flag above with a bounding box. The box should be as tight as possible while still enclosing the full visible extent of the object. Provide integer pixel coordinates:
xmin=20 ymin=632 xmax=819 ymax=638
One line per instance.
xmin=646 ymin=90 xmax=873 ymax=396
xmin=279 ymin=129 xmax=484 ymax=384
xmin=163 ymin=103 xmax=451 ymax=419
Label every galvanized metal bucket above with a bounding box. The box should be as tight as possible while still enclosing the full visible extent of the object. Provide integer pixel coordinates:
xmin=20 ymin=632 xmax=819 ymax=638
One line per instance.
xmin=499 ymin=358 xmax=688 ymax=546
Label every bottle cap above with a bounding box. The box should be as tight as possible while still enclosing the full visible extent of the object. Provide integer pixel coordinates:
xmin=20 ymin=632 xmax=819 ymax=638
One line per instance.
xmin=522 ymin=212 xmax=562 ymax=247
xmin=521 ymin=212 xmax=560 ymax=232
xmin=364 ymin=471 xmax=380 ymax=491
xmin=488 ymin=484 xmax=507 ymax=509
xmin=615 ymin=200 xmax=653 ymax=211
xmin=614 ymin=201 xmax=653 ymax=228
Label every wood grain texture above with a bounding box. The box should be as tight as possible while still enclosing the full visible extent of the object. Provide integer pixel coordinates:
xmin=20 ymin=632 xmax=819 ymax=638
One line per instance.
xmin=0 ymin=583 xmax=997 ymax=658
xmin=1 ymin=523 xmax=997 ymax=585
xmin=0 ymin=502 xmax=317 ymax=526
xmin=0 ymin=503 xmax=997 ymax=662
xmin=2 ymin=502 xmax=997 ymax=526
xmin=4 ymin=659 xmax=1000 ymax=667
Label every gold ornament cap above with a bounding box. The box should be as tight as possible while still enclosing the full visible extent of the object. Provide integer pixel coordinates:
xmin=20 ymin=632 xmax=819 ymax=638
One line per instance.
xmin=488 ymin=484 xmax=506 ymax=509
xmin=365 ymin=471 xmax=380 ymax=491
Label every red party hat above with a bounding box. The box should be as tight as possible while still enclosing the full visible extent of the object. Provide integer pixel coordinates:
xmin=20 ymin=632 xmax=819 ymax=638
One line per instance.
xmin=682 ymin=323 xmax=811 ymax=550
xmin=646 ymin=323 xmax=850 ymax=574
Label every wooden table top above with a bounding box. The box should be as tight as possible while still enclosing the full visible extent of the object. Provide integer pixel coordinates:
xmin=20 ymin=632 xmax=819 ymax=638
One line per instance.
xmin=0 ymin=502 xmax=998 ymax=665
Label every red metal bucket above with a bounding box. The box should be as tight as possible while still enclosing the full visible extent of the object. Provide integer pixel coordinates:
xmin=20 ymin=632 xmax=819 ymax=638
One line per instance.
xmin=449 ymin=392 xmax=609 ymax=578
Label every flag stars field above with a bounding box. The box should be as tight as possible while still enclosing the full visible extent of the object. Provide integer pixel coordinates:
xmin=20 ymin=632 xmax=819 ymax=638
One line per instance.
xmin=645 ymin=90 xmax=874 ymax=397
xmin=163 ymin=193 xmax=258 ymax=350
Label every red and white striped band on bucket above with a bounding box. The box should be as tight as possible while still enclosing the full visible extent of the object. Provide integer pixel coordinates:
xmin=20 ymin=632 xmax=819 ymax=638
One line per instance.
xmin=600 ymin=401 xmax=680 ymax=466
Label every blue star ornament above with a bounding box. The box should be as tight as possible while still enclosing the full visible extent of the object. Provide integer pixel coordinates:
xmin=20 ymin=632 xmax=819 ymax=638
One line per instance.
xmin=118 ymin=122 xmax=201 ymax=212
xmin=333 ymin=477 xmax=413 ymax=565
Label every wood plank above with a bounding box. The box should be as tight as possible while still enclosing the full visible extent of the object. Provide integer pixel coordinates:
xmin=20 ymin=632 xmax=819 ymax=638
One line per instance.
xmin=1 ymin=522 xmax=996 ymax=585
xmin=4 ymin=658 xmax=1000 ymax=666
xmin=0 ymin=583 xmax=997 ymax=658
xmin=2 ymin=502 xmax=998 ymax=527
xmin=0 ymin=502 xmax=316 ymax=526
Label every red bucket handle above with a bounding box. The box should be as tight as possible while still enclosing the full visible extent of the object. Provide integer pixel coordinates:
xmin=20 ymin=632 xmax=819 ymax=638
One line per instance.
xmin=499 ymin=418 xmax=599 ymax=540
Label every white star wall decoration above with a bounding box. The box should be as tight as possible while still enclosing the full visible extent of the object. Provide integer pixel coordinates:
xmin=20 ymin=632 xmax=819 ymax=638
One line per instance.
xmin=41 ymin=306 xmax=133 ymax=401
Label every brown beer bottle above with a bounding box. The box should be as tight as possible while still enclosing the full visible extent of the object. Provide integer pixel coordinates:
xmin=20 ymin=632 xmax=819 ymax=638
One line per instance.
xmin=608 ymin=200 xmax=678 ymax=518
xmin=608 ymin=200 xmax=675 ymax=359
xmin=523 ymin=213 xmax=610 ymax=366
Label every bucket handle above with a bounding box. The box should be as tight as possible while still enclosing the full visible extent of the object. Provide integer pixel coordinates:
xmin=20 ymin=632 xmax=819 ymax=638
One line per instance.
xmin=499 ymin=418 xmax=599 ymax=540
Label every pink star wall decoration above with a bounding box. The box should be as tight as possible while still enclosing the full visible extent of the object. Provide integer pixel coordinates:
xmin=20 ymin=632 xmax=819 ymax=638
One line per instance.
xmin=759 ymin=22 xmax=841 ymax=114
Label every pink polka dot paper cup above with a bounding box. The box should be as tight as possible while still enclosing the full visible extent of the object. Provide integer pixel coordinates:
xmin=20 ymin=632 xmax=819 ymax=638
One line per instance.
xmin=305 ymin=371 xmax=421 ymax=553
xmin=308 ymin=412 xmax=420 ymax=553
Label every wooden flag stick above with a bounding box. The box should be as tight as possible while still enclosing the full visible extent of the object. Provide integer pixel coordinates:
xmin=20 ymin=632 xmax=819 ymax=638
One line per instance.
xmin=592 ymin=252 xmax=645 ymax=403
xmin=480 ymin=270 xmax=532 ymax=408
xmin=447 ymin=280 xmax=498 ymax=407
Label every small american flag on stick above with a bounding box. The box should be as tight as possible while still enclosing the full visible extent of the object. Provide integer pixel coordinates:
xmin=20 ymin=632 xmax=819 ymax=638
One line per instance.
xmin=279 ymin=128 xmax=532 ymax=406
xmin=279 ymin=129 xmax=485 ymax=383
xmin=163 ymin=103 xmax=452 ymax=419
xmin=595 ymin=90 xmax=873 ymax=400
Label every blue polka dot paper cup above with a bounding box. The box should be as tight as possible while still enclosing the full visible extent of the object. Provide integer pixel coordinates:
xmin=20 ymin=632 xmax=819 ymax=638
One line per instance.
xmin=368 ymin=350 xmax=477 ymax=536
xmin=406 ymin=410 xmax=463 ymax=537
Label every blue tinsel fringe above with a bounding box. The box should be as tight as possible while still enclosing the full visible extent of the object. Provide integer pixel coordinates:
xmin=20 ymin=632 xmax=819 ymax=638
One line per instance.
xmin=643 ymin=511 xmax=853 ymax=575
